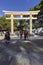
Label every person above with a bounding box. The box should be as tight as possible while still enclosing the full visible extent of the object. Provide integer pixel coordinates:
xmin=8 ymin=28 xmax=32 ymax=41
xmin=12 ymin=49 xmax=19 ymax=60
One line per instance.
xmin=20 ymin=30 xmax=23 ymax=39
xmin=17 ymin=31 xmax=19 ymax=37
xmin=24 ymin=30 xmax=27 ymax=40
xmin=5 ymin=29 xmax=10 ymax=44
xmin=26 ymin=31 xmax=28 ymax=39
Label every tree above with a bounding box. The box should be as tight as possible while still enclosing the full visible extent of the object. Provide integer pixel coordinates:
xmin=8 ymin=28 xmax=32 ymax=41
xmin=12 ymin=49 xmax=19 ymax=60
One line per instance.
xmin=29 ymin=8 xmax=34 ymax=11
xmin=0 ymin=16 xmax=11 ymax=31
xmin=29 ymin=1 xmax=41 ymax=11
xmin=14 ymin=20 xmax=18 ymax=30
xmin=37 ymin=0 xmax=43 ymax=27
xmin=29 ymin=0 xmax=43 ymax=27
xmin=23 ymin=20 xmax=28 ymax=30
xmin=34 ymin=4 xmax=40 ymax=10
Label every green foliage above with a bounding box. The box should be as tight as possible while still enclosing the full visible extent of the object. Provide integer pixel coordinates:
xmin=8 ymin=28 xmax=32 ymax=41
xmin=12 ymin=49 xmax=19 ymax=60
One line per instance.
xmin=29 ymin=1 xmax=41 ymax=11
xmin=29 ymin=0 xmax=43 ymax=11
xmin=24 ymin=21 xmax=28 ymax=29
xmin=29 ymin=8 xmax=35 ymax=11
xmin=0 ymin=16 xmax=11 ymax=30
xmin=39 ymin=0 xmax=43 ymax=11
xmin=29 ymin=3 xmax=40 ymax=11
xmin=39 ymin=21 xmax=43 ymax=27
xmin=29 ymin=0 xmax=43 ymax=28
xmin=14 ymin=20 xmax=18 ymax=30
xmin=34 ymin=4 xmax=40 ymax=10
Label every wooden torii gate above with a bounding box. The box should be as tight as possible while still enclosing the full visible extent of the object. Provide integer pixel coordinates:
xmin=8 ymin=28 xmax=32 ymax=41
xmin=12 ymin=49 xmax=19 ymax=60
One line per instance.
xmin=3 ymin=10 xmax=40 ymax=35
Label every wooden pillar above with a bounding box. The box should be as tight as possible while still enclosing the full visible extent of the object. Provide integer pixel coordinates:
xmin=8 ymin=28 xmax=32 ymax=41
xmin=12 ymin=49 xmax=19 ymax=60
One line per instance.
xmin=11 ymin=14 xmax=14 ymax=34
xmin=30 ymin=12 xmax=32 ymax=34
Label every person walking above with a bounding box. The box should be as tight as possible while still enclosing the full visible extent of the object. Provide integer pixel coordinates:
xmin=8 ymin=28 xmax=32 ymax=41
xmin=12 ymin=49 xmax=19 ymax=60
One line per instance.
xmin=20 ymin=30 xmax=23 ymax=39
xmin=24 ymin=30 xmax=27 ymax=40
xmin=5 ymin=29 xmax=10 ymax=44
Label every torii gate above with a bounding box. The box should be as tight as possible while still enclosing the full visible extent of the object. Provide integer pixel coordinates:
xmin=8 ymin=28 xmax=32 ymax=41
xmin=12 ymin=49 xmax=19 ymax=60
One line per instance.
xmin=3 ymin=10 xmax=40 ymax=35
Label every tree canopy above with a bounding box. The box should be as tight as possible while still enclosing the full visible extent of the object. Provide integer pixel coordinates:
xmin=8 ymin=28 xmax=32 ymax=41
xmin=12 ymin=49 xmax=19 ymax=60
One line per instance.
xmin=29 ymin=0 xmax=43 ymax=27
xmin=29 ymin=0 xmax=43 ymax=11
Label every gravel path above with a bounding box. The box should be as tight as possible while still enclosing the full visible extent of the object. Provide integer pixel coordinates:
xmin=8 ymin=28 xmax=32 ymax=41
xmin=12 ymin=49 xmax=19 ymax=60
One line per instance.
xmin=0 ymin=39 xmax=43 ymax=65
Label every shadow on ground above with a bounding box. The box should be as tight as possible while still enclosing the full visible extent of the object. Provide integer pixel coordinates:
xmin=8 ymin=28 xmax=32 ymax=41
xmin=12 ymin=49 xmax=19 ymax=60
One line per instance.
xmin=0 ymin=39 xmax=43 ymax=65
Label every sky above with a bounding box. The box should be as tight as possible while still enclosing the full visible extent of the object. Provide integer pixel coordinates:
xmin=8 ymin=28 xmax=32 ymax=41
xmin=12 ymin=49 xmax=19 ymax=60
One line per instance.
xmin=0 ymin=0 xmax=40 ymax=16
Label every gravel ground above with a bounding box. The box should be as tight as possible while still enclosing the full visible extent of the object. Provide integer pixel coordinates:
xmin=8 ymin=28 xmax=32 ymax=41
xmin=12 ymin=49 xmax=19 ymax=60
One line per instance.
xmin=0 ymin=39 xmax=43 ymax=65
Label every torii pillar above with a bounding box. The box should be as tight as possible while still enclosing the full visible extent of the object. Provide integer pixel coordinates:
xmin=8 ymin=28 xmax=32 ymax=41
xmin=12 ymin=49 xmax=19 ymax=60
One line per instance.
xmin=30 ymin=12 xmax=32 ymax=35
xmin=11 ymin=14 xmax=14 ymax=34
